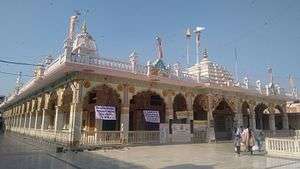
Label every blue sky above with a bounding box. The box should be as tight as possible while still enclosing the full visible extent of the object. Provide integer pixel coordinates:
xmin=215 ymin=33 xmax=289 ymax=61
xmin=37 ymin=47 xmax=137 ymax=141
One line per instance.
xmin=0 ymin=0 xmax=299 ymax=95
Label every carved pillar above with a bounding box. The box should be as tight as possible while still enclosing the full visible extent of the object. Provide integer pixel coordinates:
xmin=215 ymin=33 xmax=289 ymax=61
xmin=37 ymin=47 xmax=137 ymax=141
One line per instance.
xmin=54 ymin=88 xmax=64 ymax=132
xmin=249 ymin=102 xmax=256 ymax=130
xmin=69 ymin=81 xmax=84 ymax=147
xmin=186 ymin=93 xmax=194 ymax=123
xmin=269 ymin=114 xmax=275 ymax=131
xmin=165 ymin=93 xmax=173 ymax=135
xmin=120 ymin=84 xmax=130 ymax=142
xmin=54 ymin=106 xmax=64 ymax=131
xmin=233 ymin=98 xmax=243 ymax=128
xmin=207 ymin=94 xmax=215 ymax=142
xmin=282 ymin=113 xmax=289 ymax=130
xmin=41 ymin=93 xmax=51 ymax=130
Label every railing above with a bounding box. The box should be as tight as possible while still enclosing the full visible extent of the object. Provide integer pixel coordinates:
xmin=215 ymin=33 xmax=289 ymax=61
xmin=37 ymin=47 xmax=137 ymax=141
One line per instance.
xmin=128 ymin=131 xmax=160 ymax=144
xmin=263 ymin=130 xmax=296 ymax=138
xmin=192 ymin=131 xmax=207 ymax=143
xmin=80 ymin=130 xmax=122 ymax=147
xmin=266 ymin=138 xmax=300 ymax=156
xmin=9 ymin=127 xmax=71 ymax=146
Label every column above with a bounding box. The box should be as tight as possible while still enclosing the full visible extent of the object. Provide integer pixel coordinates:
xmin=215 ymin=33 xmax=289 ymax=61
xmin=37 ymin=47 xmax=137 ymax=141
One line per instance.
xmin=34 ymin=110 xmax=39 ymax=130
xmin=234 ymin=99 xmax=243 ymax=128
xmin=23 ymin=113 xmax=27 ymax=129
xmin=121 ymin=106 xmax=129 ymax=142
xmin=41 ymin=109 xmax=49 ymax=130
xmin=269 ymin=114 xmax=276 ymax=131
xmin=69 ymin=81 xmax=84 ymax=147
xmin=120 ymin=84 xmax=130 ymax=143
xmin=28 ymin=112 xmax=33 ymax=129
xmin=54 ymin=106 xmax=64 ymax=131
xmin=165 ymin=95 xmax=173 ymax=135
xmin=282 ymin=113 xmax=289 ymax=130
xmin=207 ymin=94 xmax=215 ymax=142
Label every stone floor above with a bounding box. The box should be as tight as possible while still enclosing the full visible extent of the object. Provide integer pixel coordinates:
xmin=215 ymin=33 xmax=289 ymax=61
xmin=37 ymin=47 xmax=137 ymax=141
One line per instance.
xmin=1 ymin=133 xmax=300 ymax=169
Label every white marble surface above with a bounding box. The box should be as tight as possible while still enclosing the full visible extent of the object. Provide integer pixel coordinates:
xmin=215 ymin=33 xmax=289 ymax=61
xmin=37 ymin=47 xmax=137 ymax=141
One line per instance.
xmin=1 ymin=133 xmax=300 ymax=169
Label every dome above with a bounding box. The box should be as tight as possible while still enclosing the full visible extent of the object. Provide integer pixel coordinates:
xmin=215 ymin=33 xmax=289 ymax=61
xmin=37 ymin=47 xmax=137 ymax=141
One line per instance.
xmin=152 ymin=58 xmax=167 ymax=71
xmin=72 ymin=22 xmax=97 ymax=55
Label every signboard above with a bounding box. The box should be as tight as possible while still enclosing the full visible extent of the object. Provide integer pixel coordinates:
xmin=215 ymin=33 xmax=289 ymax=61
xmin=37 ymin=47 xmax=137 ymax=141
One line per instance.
xmin=95 ymin=106 xmax=116 ymax=120
xmin=143 ymin=110 xmax=160 ymax=123
xmin=193 ymin=120 xmax=208 ymax=132
xmin=175 ymin=111 xmax=189 ymax=119
xmin=193 ymin=120 xmax=208 ymax=126
xmin=171 ymin=124 xmax=191 ymax=143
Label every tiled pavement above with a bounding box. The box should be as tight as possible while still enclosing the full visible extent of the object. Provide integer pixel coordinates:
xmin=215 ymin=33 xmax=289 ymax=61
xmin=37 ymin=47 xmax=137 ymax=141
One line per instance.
xmin=0 ymin=133 xmax=300 ymax=169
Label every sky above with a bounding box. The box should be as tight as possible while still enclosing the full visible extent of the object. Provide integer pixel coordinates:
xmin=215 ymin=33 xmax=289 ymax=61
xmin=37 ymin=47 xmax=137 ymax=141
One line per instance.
xmin=0 ymin=0 xmax=299 ymax=95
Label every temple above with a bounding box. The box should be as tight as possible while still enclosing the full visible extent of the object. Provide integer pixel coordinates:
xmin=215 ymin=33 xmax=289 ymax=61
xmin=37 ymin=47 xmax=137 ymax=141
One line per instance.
xmin=0 ymin=16 xmax=298 ymax=148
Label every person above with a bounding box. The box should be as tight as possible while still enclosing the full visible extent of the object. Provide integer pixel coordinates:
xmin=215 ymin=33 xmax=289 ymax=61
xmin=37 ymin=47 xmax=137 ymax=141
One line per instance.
xmin=247 ymin=129 xmax=255 ymax=155
xmin=234 ymin=132 xmax=242 ymax=155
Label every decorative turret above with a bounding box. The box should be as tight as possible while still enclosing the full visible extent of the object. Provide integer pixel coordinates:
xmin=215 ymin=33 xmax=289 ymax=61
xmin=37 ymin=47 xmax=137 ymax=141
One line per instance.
xmin=64 ymin=15 xmax=78 ymax=58
xmin=187 ymin=48 xmax=234 ymax=85
xmin=72 ymin=20 xmax=98 ymax=57
xmin=129 ymin=50 xmax=138 ymax=73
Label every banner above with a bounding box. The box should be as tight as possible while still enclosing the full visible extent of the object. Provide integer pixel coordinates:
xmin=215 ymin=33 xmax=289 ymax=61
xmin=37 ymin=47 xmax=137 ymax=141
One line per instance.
xmin=95 ymin=106 xmax=116 ymax=120
xmin=193 ymin=120 xmax=208 ymax=126
xmin=175 ymin=111 xmax=189 ymax=119
xmin=143 ymin=110 xmax=160 ymax=123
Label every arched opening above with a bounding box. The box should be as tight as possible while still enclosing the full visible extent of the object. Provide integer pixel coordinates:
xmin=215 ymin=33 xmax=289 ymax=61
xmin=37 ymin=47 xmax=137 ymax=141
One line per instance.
xmin=173 ymin=93 xmax=188 ymax=124
xmin=255 ymin=103 xmax=269 ymax=130
xmin=129 ymin=91 xmax=165 ymax=131
xmin=242 ymin=102 xmax=250 ymax=128
xmin=61 ymin=87 xmax=73 ymax=130
xmin=193 ymin=94 xmax=208 ymax=121
xmin=83 ymin=85 xmax=121 ymax=131
xmin=47 ymin=92 xmax=58 ymax=130
xmin=275 ymin=105 xmax=283 ymax=130
xmin=213 ymin=99 xmax=234 ymax=140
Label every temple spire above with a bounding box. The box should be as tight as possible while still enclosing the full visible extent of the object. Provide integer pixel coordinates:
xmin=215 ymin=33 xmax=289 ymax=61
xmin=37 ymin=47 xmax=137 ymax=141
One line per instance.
xmin=155 ymin=36 xmax=164 ymax=59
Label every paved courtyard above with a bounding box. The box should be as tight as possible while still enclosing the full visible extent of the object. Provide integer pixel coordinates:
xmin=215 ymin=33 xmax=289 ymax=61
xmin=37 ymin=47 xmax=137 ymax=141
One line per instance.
xmin=0 ymin=133 xmax=300 ymax=169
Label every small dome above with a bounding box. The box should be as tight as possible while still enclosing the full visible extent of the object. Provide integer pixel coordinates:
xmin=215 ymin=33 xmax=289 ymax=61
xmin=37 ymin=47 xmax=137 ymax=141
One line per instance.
xmin=73 ymin=22 xmax=97 ymax=55
xmin=152 ymin=58 xmax=167 ymax=71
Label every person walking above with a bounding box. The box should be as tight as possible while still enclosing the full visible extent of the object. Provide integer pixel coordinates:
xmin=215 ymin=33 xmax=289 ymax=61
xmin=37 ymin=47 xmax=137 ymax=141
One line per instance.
xmin=234 ymin=133 xmax=242 ymax=155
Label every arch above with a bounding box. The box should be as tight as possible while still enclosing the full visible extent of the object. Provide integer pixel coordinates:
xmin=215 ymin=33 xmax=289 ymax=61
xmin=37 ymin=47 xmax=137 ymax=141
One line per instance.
xmin=241 ymin=101 xmax=250 ymax=128
xmin=193 ymin=94 xmax=208 ymax=121
xmin=173 ymin=93 xmax=187 ymax=124
xmin=129 ymin=90 xmax=166 ymax=131
xmin=213 ymin=99 xmax=234 ymax=140
xmin=254 ymin=103 xmax=269 ymax=130
xmin=82 ymin=84 xmax=121 ymax=131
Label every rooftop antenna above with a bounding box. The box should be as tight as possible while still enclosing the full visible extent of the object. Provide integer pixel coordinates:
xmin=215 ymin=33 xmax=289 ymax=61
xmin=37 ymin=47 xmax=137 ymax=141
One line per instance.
xmin=185 ymin=28 xmax=192 ymax=65
xmin=194 ymin=26 xmax=205 ymax=64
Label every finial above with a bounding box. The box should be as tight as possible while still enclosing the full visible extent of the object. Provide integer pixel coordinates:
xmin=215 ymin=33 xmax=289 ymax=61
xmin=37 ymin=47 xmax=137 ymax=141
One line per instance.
xmin=203 ymin=48 xmax=208 ymax=58
xmin=155 ymin=36 xmax=163 ymax=59
xmin=81 ymin=20 xmax=88 ymax=33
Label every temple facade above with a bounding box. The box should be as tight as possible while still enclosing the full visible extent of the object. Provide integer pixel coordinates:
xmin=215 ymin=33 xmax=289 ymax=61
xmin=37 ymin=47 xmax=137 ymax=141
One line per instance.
xmin=0 ymin=16 xmax=297 ymax=148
